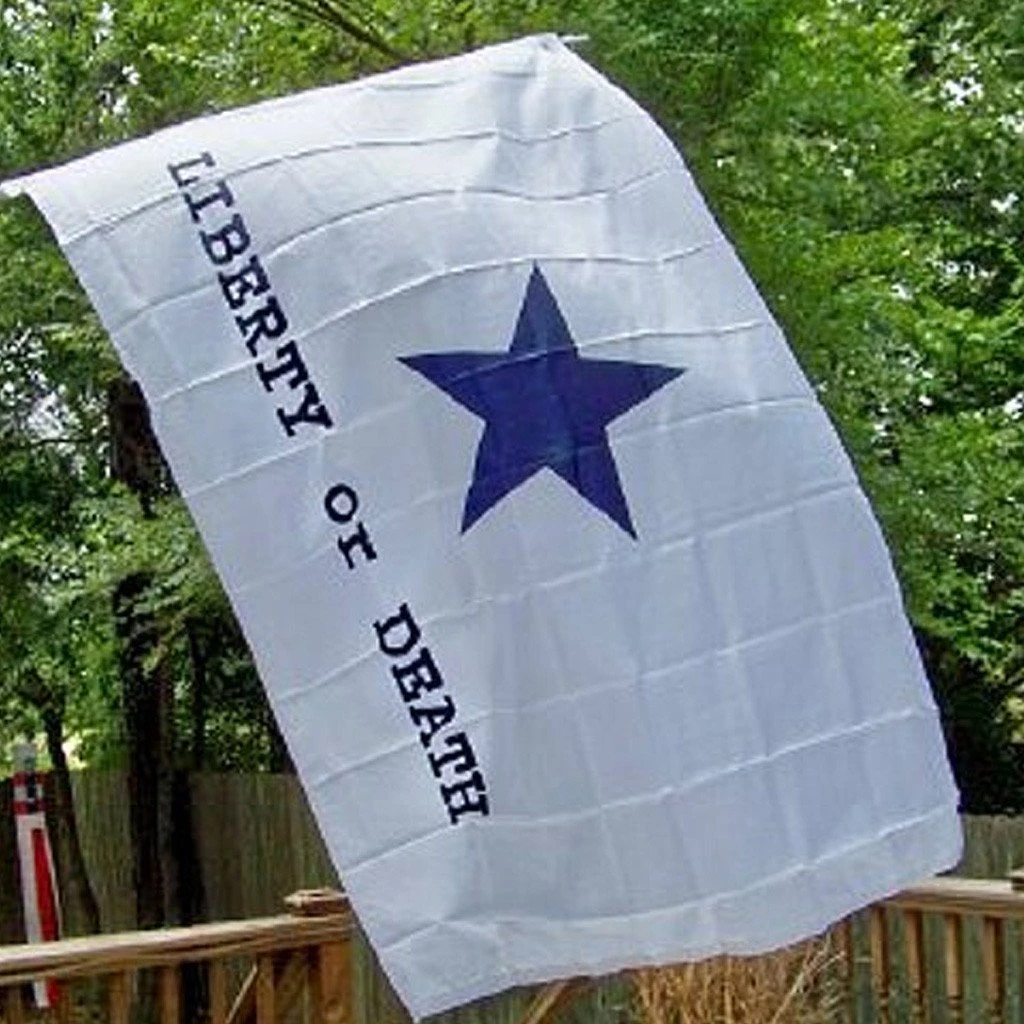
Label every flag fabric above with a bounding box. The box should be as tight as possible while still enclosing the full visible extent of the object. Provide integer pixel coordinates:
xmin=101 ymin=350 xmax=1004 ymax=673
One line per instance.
xmin=3 ymin=35 xmax=961 ymax=1018
xmin=12 ymin=744 xmax=62 ymax=1008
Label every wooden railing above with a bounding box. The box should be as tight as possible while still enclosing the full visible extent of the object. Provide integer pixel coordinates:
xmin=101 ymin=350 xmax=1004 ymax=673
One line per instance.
xmin=0 ymin=888 xmax=354 ymax=1024
xmin=5 ymin=876 xmax=1024 ymax=1024
xmin=0 ymin=887 xmax=583 ymax=1024
xmin=845 ymin=874 xmax=1024 ymax=1023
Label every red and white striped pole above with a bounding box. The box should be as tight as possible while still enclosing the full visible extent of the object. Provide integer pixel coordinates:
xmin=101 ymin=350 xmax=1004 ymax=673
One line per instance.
xmin=12 ymin=742 xmax=62 ymax=1008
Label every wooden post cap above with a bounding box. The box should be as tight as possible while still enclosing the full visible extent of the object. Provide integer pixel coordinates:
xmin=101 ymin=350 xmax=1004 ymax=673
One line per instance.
xmin=284 ymin=889 xmax=349 ymax=917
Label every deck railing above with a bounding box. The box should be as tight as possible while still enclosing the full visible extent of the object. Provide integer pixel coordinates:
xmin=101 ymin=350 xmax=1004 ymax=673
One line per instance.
xmin=845 ymin=875 xmax=1024 ymax=1023
xmin=0 ymin=889 xmax=354 ymax=1024
xmin=4 ymin=876 xmax=1024 ymax=1023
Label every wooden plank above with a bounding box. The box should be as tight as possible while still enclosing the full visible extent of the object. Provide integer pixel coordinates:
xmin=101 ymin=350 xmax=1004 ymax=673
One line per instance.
xmin=275 ymin=950 xmax=310 ymax=1021
xmin=838 ymin=917 xmax=862 ymax=1024
xmin=160 ymin=965 xmax=180 ymax=1024
xmin=310 ymin=940 xmax=352 ymax=1024
xmin=887 ymin=879 xmax=1024 ymax=919
xmin=869 ymin=906 xmax=891 ymax=1021
xmin=209 ymin=960 xmax=228 ymax=1024
xmin=68 ymin=771 xmax=134 ymax=933
xmin=256 ymin=956 xmax=275 ymax=1024
xmin=983 ymin=916 xmax=1006 ymax=1021
xmin=225 ymin=951 xmax=307 ymax=1024
xmin=285 ymin=890 xmax=348 ymax=917
xmin=944 ymin=913 xmax=964 ymax=1020
xmin=108 ymin=971 xmax=132 ymax=1024
xmin=226 ymin=964 xmax=258 ymax=1024
xmin=840 ymin=917 xmax=856 ymax=984
xmin=310 ymin=947 xmax=325 ymax=1024
xmin=5 ymin=985 xmax=26 ymax=1024
xmin=904 ymin=909 xmax=926 ymax=1023
xmin=0 ymin=909 xmax=353 ymax=985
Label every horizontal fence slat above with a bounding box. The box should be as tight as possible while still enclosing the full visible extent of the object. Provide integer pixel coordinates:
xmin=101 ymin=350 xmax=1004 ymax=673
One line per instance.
xmin=889 ymin=880 xmax=1024 ymax=918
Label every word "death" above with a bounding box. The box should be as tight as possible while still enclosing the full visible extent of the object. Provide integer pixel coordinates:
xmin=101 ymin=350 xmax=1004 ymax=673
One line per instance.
xmin=375 ymin=603 xmax=490 ymax=825
xmin=323 ymin=481 xmax=490 ymax=826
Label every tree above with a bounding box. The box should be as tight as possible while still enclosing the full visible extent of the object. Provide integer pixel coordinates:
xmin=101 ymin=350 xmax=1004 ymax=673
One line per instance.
xmin=589 ymin=0 xmax=1024 ymax=809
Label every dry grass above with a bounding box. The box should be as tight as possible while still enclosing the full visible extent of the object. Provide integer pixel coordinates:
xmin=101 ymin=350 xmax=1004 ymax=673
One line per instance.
xmin=631 ymin=933 xmax=845 ymax=1024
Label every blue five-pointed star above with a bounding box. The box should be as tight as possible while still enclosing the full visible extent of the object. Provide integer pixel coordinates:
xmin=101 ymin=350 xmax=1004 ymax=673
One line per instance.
xmin=400 ymin=265 xmax=684 ymax=538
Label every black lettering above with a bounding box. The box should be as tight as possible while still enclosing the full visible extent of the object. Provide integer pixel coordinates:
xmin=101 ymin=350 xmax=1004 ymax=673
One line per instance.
xmin=440 ymin=772 xmax=489 ymax=824
xmin=426 ymin=730 xmax=477 ymax=779
xmin=236 ymin=296 xmax=289 ymax=356
xmin=337 ymin=522 xmax=377 ymax=570
xmin=392 ymin=647 xmax=444 ymax=703
xmin=256 ymin=340 xmax=309 ymax=392
xmin=324 ymin=483 xmax=358 ymax=524
xmin=184 ymin=178 xmax=234 ymax=222
xmin=219 ymin=254 xmax=270 ymax=310
xmin=409 ymin=697 xmax=456 ymax=748
xmin=200 ymin=213 xmax=251 ymax=265
xmin=276 ymin=382 xmax=334 ymax=435
xmin=374 ymin=603 xmax=421 ymax=658
xmin=168 ymin=152 xmax=215 ymax=188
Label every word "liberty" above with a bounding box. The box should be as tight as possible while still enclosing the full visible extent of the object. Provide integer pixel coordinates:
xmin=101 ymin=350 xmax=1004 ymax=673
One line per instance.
xmin=167 ymin=152 xmax=334 ymax=438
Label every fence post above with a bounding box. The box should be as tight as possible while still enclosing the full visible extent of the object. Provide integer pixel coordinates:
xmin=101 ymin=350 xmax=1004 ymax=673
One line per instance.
xmin=285 ymin=889 xmax=351 ymax=1024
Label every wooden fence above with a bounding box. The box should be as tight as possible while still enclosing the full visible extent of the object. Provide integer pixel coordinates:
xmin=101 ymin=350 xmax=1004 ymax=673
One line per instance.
xmin=3 ymin=771 xmax=1024 ymax=939
xmin=0 ymin=773 xmax=340 ymax=941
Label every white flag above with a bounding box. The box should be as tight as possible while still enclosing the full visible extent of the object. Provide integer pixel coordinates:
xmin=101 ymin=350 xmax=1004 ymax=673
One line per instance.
xmin=3 ymin=35 xmax=961 ymax=1018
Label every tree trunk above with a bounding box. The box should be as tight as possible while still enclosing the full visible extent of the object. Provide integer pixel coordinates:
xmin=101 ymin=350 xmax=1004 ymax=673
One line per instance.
xmin=108 ymin=375 xmax=180 ymax=933
xmin=41 ymin=706 xmax=101 ymax=935
xmin=113 ymin=572 xmax=167 ymax=931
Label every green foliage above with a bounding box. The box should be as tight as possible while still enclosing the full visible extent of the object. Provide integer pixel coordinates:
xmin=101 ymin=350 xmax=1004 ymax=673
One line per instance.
xmin=0 ymin=0 xmax=1021 ymax=808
